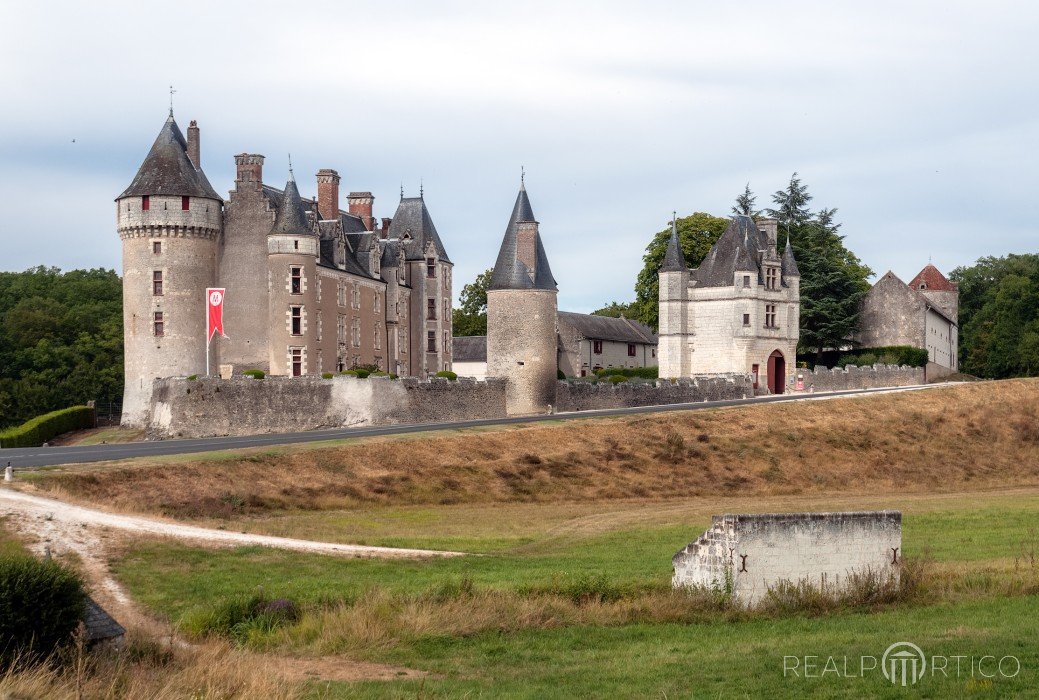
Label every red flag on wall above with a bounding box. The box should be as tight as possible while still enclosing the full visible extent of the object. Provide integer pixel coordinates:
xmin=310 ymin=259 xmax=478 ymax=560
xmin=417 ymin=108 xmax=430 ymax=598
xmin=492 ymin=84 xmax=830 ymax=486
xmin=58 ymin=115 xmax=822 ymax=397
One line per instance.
xmin=207 ymin=288 xmax=228 ymax=342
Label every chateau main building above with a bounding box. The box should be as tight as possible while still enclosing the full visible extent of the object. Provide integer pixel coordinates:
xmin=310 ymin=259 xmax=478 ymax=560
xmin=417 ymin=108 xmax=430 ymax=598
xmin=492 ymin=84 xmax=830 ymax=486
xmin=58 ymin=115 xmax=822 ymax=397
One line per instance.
xmin=117 ymin=113 xmax=452 ymax=425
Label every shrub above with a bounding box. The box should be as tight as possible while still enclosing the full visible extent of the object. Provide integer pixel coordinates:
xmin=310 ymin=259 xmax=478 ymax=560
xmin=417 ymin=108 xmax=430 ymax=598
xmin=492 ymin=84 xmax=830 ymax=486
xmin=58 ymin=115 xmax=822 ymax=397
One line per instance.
xmin=242 ymin=369 xmax=265 ymax=380
xmin=186 ymin=374 xmax=199 ymax=381
xmin=339 ymin=370 xmax=358 ymax=377
xmin=353 ymin=369 xmax=371 ymax=379
xmin=0 ymin=406 xmax=94 ymax=448
xmin=608 ymin=374 xmax=627 ymax=384
xmin=435 ymin=370 xmax=458 ymax=381
xmin=321 ymin=372 xmax=333 ymax=379
xmin=370 ymin=371 xmax=388 ymax=377
xmin=0 ymin=555 xmax=86 ymax=665
xmin=180 ymin=592 xmax=299 ymax=646
xmin=593 ymin=366 xmax=658 ymax=379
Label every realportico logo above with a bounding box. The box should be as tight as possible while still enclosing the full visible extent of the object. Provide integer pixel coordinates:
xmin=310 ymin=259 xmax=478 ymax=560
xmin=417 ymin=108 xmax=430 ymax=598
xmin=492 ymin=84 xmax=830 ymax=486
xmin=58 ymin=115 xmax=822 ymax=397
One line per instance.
xmin=783 ymin=640 xmax=1021 ymax=686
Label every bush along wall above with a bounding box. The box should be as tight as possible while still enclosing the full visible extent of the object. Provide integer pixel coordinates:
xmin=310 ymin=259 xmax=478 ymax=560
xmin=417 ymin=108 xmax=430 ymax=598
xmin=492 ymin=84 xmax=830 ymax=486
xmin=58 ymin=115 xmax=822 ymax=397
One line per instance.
xmin=799 ymin=346 xmax=929 ymax=370
xmin=0 ymin=405 xmax=94 ymax=448
xmin=592 ymin=366 xmax=659 ymax=379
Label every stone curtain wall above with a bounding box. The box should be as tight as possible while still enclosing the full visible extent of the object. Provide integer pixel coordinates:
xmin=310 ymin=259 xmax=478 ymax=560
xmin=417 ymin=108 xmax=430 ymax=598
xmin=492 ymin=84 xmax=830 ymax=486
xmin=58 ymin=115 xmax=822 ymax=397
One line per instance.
xmin=792 ymin=364 xmax=923 ymax=393
xmin=673 ymin=511 xmax=902 ymax=605
xmin=556 ymin=375 xmax=753 ymax=412
xmin=148 ymin=375 xmax=507 ymax=439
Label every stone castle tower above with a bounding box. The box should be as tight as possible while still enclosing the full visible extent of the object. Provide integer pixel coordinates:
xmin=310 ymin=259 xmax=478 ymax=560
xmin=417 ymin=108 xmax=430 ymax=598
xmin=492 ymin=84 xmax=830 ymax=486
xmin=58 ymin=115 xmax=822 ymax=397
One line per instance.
xmin=486 ymin=181 xmax=558 ymax=415
xmin=658 ymin=215 xmax=691 ymax=379
xmin=116 ymin=112 xmax=223 ymax=425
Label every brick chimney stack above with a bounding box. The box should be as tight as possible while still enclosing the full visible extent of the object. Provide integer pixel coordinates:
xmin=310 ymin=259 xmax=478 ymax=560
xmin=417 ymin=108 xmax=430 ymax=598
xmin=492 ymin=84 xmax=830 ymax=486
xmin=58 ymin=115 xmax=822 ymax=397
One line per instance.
xmin=316 ymin=169 xmax=340 ymax=220
xmin=234 ymin=154 xmax=264 ymax=191
xmin=187 ymin=120 xmax=201 ymax=169
xmin=515 ymin=220 xmax=539 ymax=275
xmin=380 ymin=217 xmax=392 ymax=239
xmin=347 ymin=192 xmax=375 ymax=231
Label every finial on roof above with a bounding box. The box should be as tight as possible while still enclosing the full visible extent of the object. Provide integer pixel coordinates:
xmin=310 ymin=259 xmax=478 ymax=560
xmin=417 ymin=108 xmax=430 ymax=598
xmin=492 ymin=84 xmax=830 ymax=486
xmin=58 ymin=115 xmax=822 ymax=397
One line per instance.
xmin=520 ymin=166 xmax=526 ymax=191
xmin=400 ymin=182 xmax=404 ymax=200
xmin=168 ymin=84 xmax=176 ymax=116
xmin=420 ymin=178 xmax=424 ymax=198
xmin=287 ymin=153 xmax=294 ymax=181
xmin=660 ymin=210 xmax=687 ymax=273
xmin=672 ymin=210 xmax=677 ymax=234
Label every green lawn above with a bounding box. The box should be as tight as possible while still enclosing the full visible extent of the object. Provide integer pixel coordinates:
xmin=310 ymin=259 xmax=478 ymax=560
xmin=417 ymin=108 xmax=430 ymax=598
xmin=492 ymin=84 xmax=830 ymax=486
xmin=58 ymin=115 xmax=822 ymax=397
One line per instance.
xmin=110 ymin=489 xmax=1039 ymax=698
xmin=0 ymin=517 xmax=28 ymax=557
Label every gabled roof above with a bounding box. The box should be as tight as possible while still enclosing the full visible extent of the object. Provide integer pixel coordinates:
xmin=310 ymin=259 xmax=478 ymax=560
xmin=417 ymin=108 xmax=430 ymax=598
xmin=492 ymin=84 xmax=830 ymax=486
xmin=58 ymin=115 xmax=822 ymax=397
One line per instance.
xmin=118 ymin=113 xmax=221 ymax=200
xmin=871 ymin=270 xmax=957 ymax=325
xmin=489 ymin=185 xmax=557 ymax=291
xmin=386 ymin=197 xmax=451 ymax=262
xmin=660 ymin=215 xmax=687 ymax=272
xmin=692 ymin=215 xmax=771 ymax=287
xmin=558 ymin=311 xmax=657 ymax=344
xmin=453 ymin=335 xmax=487 ymax=362
xmin=909 ymin=264 xmax=957 ymax=292
xmin=269 ymin=176 xmax=311 ymax=235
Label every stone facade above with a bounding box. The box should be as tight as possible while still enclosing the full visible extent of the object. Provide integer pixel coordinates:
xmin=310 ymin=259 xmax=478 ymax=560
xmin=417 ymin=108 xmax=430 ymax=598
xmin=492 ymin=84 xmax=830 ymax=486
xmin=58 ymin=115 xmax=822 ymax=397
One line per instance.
xmin=659 ymin=216 xmax=800 ymax=394
xmin=673 ymin=511 xmax=902 ymax=605
xmin=855 ymin=267 xmax=958 ymax=376
xmin=118 ymin=114 xmax=451 ymax=426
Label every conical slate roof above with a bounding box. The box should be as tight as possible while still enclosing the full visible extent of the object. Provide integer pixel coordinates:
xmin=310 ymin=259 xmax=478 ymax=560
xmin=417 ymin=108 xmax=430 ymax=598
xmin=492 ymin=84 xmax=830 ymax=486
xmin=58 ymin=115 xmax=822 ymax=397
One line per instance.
xmin=782 ymin=241 xmax=800 ymax=277
xmin=386 ymin=197 xmax=451 ymax=262
xmin=270 ymin=174 xmax=311 ymax=235
xmin=489 ymin=185 xmax=557 ymax=291
xmin=660 ymin=215 xmax=687 ymax=272
xmin=118 ymin=113 xmax=221 ymax=200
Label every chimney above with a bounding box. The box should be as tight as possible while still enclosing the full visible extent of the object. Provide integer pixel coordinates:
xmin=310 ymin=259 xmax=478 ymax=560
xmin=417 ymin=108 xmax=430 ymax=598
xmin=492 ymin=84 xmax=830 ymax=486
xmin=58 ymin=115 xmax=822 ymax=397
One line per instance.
xmin=234 ymin=153 xmax=264 ymax=191
xmin=316 ymin=169 xmax=340 ymax=220
xmin=516 ymin=221 xmax=539 ymax=277
xmin=757 ymin=218 xmax=779 ymax=248
xmin=381 ymin=217 xmax=392 ymax=239
xmin=187 ymin=120 xmax=201 ymax=169
xmin=348 ymin=192 xmax=375 ymax=231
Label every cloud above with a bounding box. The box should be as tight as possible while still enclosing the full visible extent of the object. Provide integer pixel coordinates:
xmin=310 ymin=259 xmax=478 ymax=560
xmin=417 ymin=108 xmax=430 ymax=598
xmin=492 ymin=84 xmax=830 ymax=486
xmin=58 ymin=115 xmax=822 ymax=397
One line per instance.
xmin=1 ymin=0 xmax=1036 ymax=312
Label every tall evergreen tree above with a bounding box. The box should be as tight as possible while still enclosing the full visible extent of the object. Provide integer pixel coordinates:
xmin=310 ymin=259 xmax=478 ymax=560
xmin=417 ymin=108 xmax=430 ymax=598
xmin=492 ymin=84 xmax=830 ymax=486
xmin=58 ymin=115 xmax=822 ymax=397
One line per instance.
xmin=732 ymin=183 xmax=761 ymax=217
xmin=768 ymin=172 xmax=813 ymax=244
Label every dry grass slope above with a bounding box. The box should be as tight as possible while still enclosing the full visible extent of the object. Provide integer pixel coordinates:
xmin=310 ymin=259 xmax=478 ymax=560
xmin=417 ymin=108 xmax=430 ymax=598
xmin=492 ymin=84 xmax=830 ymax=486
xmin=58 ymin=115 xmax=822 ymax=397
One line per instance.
xmin=35 ymin=380 xmax=1039 ymax=519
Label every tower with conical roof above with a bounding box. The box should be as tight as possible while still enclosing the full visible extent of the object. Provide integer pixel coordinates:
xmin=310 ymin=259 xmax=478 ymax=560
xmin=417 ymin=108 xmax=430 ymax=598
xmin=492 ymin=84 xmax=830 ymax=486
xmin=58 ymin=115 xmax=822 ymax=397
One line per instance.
xmin=266 ymin=169 xmax=320 ymax=376
xmin=658 ymin=213 xmax=691 ymax=378
xmin=116 ymin=111 xmax=224 ymax=426
xmin=486 ymin=179 xmax=558 ymax=415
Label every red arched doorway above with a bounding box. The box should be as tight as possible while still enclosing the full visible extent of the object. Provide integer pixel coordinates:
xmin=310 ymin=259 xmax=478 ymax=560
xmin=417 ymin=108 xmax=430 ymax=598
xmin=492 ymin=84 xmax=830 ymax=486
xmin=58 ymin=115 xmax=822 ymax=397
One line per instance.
xmin=767 ymin=350 xmax=786 ymax=395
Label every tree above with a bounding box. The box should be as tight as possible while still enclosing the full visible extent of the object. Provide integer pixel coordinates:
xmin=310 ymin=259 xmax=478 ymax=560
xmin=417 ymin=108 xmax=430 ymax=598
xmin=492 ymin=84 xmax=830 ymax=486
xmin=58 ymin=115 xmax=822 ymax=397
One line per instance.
xmin=731 ymin=183 xmax=761 ymax=217
xmin=951 ymin=254 xmax=1039 ymax=378
xmin=451 ymin=268 xmax=493 ymax=337
xmin=767 ymin=172 xmax=813 ymax=243
xmin=630 ymin=213 xmax=730 ymax=330
xmin=591 ymin=301 xmax=634 ymax=318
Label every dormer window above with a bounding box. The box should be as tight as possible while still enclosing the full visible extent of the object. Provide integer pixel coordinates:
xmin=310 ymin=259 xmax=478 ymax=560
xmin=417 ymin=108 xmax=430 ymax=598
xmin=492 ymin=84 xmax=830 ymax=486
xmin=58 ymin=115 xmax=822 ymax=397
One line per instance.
xmin=919 ymin=283 xmax=927 ymax=290
xmin=427 ymin=258 xmax=436 ymax=278
xmin=743 ymin=275 xmax=751 ymax=288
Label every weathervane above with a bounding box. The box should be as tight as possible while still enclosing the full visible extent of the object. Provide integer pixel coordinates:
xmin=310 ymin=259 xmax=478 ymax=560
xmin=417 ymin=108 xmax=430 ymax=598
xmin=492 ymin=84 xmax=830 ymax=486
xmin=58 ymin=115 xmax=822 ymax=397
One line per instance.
xmin=420 ymin=178 xmax=424 ymax=198
xmin=169 ymin=85 xmax=176 ymax=115
xmin=288 ymin=153 xmax=293 ymax=177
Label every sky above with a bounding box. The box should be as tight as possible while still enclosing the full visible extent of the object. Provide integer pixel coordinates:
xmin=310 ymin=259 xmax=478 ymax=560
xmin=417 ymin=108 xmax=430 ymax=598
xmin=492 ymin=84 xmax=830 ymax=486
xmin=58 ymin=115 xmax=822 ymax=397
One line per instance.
xmin=1 ymin=1 xmax=1037 ymax=312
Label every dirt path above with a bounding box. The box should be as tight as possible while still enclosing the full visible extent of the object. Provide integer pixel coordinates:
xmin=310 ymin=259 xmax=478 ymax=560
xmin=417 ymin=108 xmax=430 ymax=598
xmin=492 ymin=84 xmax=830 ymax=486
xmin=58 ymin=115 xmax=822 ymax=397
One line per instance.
xmin=0 ymin=488 xmax=465 ymax=559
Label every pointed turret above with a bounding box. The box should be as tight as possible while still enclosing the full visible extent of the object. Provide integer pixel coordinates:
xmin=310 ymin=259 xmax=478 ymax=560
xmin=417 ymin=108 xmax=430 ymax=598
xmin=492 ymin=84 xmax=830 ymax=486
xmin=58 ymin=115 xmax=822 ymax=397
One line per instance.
xmin=781 ymin=240 xmax=800 ymax=278
xmin=270 ymin=173 xmax=311 ymax=235
xmin=661 ymin=214 xmax=687 ymax=272
xmin=118 ymin=113 xmax=220 ymax=200
xmin=489 ymin=185 xmax=556 ymax=291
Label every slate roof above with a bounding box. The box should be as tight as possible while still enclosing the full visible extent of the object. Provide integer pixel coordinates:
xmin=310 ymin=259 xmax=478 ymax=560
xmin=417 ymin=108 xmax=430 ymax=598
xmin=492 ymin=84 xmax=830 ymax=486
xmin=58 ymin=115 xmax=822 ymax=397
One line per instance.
xmin=782 ymin=241 xmax=800 ymax=277
xmin=380 ymin=239 xmax=403 ymax=268
xmin=118 ymin=113 xmax=221 ymax=200
xmin=385 ymin=197 xmax=451 ymax=262
xmin=83 ymin=596 xmax=125 ymax=644
xmin=660 ymin=216 xmax=687 ymax=272
xmin=909 ymin=264 xmax=957 ymax=292
xmin=270 ymin=176 xmax=311 ymax=235
xmin=558 ymin=311 xmax=657 ymax=344
xmin=689 ymin=215 xmax=799 ymax=288
xmin=261 ymin=185 xmax=368 ymax=232
xmin=452 ymin=335 xmax=487 ymax=362
xmin=489 ymin=185 xmax=557 ymax=291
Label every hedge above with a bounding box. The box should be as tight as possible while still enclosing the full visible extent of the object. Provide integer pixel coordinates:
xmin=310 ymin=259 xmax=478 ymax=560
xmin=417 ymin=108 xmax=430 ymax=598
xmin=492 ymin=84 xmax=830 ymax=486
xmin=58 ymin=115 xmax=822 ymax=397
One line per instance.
xmin=435 ymin=370 xmax=458 ymax=381
xmin=593 ymin=366 xmax=658 ymax=379
xmin=836 ymin=346 xmax=929 ymax=369
xmin=0 ymin=406 xmax=94 ymax=448
xmin=0 ymin=555 xmax=86 ymax=666
xmin=242 ymin=369 xmax=265 ymax=379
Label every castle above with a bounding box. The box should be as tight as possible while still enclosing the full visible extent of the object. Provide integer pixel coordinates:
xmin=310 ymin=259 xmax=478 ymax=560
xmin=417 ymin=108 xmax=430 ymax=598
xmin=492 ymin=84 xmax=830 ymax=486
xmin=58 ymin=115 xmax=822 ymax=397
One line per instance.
xmin=117 ymin=112 xmax=452 ymax=426
xmin=658 ymin=215 xmax=800 ymax=393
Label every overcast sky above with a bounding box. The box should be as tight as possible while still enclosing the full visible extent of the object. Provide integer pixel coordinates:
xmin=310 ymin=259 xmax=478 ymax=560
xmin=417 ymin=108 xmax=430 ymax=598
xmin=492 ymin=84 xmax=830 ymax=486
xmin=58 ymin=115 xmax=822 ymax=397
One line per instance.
xmin=1 ymin=1 xmax=1036 ymax=312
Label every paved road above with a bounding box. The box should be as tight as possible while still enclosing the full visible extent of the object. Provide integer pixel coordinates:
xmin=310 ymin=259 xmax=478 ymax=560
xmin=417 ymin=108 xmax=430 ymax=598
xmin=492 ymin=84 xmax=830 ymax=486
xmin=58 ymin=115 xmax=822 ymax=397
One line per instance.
xmin=1 ymin=384 xmax=945 ymax=470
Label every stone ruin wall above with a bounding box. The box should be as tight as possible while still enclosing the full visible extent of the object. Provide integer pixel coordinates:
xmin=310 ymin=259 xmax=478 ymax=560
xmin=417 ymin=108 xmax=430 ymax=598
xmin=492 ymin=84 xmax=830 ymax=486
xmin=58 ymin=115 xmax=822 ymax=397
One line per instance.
xmin=672 ymin=511 xmax=903 ymax=605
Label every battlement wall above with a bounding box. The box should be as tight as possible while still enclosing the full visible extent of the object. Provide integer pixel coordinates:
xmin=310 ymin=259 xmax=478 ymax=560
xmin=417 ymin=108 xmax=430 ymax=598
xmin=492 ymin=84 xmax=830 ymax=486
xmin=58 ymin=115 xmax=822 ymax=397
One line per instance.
xmin=556 ymin=374 xmax=753 ymax=412
xmin=792 ymin=364 xmax=923 ymax=393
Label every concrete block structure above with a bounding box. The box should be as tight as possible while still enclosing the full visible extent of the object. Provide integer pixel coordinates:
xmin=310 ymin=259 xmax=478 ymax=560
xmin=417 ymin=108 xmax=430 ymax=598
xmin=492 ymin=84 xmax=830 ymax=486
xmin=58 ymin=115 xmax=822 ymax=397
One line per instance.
xmin=855 ymin=266 xmax=958 ymax=378
xmin=117 ymin=112 xmax=452 ymax=426
xmin=486 ymin=180 xmax=558 ymax=415
xmin=673 ymin=511 xmax=902 ymax=605
xmin=658 ymin=215 xmax=800 ymax=394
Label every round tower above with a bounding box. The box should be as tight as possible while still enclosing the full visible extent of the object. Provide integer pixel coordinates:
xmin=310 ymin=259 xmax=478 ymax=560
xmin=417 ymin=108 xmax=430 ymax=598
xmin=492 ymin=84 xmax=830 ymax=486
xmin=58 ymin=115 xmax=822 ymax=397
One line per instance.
xmin=116 ymin=112 xmax=223 ymax=426
xmin=486 ymin=182 xmax=558 ymax=415
xmin=658 ymin=213 xmax=691 ymax=379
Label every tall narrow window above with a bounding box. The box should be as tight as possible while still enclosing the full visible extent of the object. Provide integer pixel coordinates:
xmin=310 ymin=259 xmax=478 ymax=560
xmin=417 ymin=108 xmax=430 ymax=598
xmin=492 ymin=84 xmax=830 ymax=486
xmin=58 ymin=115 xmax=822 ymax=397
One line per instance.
xmin=743 ymin=313 xmax=751 ymax=326
xmin=765 ymin=267 xmax=778 ymax=290
xmin=427 ymin=330 xmax=436 ymax=353
xmin=593 ymin=340 xmax=603 ymax=355
xmin=290 ymin=266 xmax=302 ymax=294
xmin=152 ymin=270 xmax=163 ymax=296
xmin=290 ymin=348 xmax=303 ymax=377
xmin=427 ymin=298 xmax=436 ymax=320
xmin=153 ymin=311 xmax=164 ymax=337
xmin=765 ymin=304 xmax=777 ymax=328
xmin=443 ymin=330 xmax=449 ymax=352
xmin=627 ymin=343 xmax=637 ymax=357
xmin=743 ymin=275 xmax=751 ymax=288
xmin=142 ymin=195 xmax=150 ymax=211
xmin=153 ymin=241 xmax=162 ymax=255
xmin=426 ymin=258 xmax=436 ymax=278
xmin=291 ymin=306 xmax=302 ymax=335
xmin=181 ymin=196 xmax=190 ymax=211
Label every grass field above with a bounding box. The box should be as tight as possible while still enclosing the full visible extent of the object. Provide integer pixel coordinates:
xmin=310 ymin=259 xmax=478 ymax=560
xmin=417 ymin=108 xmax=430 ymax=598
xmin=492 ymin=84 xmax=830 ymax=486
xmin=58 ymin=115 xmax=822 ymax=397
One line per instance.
xmin=110 ymin=488 xmax=1039 ymax=697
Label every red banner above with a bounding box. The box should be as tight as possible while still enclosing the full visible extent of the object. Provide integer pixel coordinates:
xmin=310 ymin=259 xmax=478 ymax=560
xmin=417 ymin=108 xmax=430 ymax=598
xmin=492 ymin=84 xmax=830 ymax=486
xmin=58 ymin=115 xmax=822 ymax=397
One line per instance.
xmin=207 ymin=288 xmax=228 ymax=342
